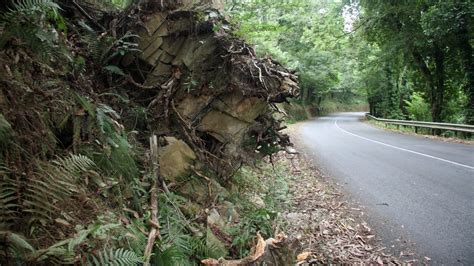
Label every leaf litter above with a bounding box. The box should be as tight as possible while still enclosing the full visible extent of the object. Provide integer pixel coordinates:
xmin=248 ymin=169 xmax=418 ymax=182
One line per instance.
xmin=271 ymin=151 xmax=413 ymax=264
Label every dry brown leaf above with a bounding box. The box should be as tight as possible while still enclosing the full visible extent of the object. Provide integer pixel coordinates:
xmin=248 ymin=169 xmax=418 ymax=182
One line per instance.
xmin=201 ymin=259 xmax=219 ymax=266
xmin=296 ymin=251 xmax=313 ymax=262
xmin=201 ymin=233 xmax=267 ymax=266
xmin=377 ymin=256 xmax=383 ymax=265
xmin=250 ymin=232 xmax=267 ymax=261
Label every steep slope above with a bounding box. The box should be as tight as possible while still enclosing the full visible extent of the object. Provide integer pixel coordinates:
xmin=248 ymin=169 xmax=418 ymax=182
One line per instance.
xmin=0 ymin=0 xmax=299 ymax=264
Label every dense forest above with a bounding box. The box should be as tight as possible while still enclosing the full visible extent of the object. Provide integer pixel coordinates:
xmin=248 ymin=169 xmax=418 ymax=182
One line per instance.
xmin=228 ymin=0 xmax=473 ymax=125
xmin=0 ymin=0 xmax=472 ymax=265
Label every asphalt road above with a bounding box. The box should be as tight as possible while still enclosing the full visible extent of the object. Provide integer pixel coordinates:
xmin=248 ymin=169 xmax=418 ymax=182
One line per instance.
xmin=296 ymin=112 xmax=474 ymax=264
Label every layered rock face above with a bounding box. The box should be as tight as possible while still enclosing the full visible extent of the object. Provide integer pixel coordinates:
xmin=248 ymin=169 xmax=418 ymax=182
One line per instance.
xmin=119 ymin=1 xmax=300 ymax=261
xmin=126 ymin=0 xmax=299 ymax=179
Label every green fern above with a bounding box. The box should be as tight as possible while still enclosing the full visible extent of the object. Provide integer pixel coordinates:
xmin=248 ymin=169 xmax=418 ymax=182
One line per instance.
xmin=1 ymin=0 xmax=60 ymax=25
xmin=151 ymin=193 xmax=200 ymax=265
xmin=53 ymin=154 xmax=95 ymax=177
xmin=6 ymin=0 xmax=60 ymax=15
xmin=92 ymin=104 xmax=142 ymax=210
xmin=0 ymin=231 xmax=35 ymax=260
xmin=88 ymin=248 xmax=143 ymax=266
xmin=0 ymin=168 xmax=20 ymax=229
xmin=0 ymin=114 xmax=12 ymax=148
xmin=0 ymin=0 xmax=64 ymax=59
xmin=0 ymin=230 xmax=76 ymax=264
xmin=23 ymin=154 xmax=95 ymax=224
xmin=78 ymin=21 xmax=140 ymax=68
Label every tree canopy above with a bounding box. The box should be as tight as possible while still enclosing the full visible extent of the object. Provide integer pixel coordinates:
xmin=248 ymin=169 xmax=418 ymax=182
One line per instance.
xmin=227 ymin=0 xmax=474 ymax=124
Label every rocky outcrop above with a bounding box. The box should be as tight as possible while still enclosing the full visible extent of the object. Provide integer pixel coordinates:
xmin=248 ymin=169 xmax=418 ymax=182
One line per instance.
xmin=158 ymin=136 xmax=196 ymax=182
xmin=124 ymin=0 xmax=299 ymax=179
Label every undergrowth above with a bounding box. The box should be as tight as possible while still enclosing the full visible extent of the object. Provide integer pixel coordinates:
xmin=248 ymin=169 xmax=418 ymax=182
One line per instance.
xmin=227 ymin=161 xmax=291 ymax=257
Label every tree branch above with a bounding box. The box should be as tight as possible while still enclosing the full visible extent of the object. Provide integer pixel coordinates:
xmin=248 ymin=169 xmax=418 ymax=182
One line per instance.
xmin=144 ymin=135 xmax=161 ymax=265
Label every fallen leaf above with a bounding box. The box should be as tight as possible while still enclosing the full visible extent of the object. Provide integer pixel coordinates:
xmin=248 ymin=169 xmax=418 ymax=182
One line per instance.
xmin=54 ymin=218 xmax=70 ymax=226
xmin=377 ymin=256 xmax=383 ymax=265
xmin=297 ymin=251 xmax=312 ymax=262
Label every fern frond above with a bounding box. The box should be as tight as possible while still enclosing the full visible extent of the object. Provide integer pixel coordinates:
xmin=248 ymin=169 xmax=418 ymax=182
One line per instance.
xmin=0 ymin=114 xmax=12 ymax=148
xmin=53 ymin=154 xmax=96 ymax=177
xmin=0 ymin=0 xmax=65 ymax=59
xmin=88 ymin=248 xmax=142 ymax=266
xmin=23 ymin=154 xmax=94 ymax=224
xmin=2 ymin=0 xmax=59 ymax=25
xmin=0 ymin=231 xmax=35 ymax=260
xmin=0 ymin=174 xmax=20 ymax=229
xmin=8 ymin=0 xmax=60 ymax=16
xmin=31 ymin=247 xmax=75 ymax=264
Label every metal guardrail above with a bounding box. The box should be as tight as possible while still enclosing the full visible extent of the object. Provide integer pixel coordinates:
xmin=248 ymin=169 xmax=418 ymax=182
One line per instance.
xmin=365 ymin=114 xmax=474 ymax=134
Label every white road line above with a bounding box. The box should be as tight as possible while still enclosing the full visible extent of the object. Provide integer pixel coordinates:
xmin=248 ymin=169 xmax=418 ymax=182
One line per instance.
xmin=334 ymin=120 xmax=474 ymax=170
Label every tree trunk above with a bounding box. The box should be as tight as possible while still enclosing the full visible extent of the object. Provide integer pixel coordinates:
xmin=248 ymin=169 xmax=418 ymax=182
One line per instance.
xmin=412 ymin=49 xmax=445 ymax=126
xmin=457 ymin=8 xmax=474 ymax=125
xmin=300 ymin=87 xmax=314 ymax=118
xmin=432 ymin=45 xmax=445 ymax=127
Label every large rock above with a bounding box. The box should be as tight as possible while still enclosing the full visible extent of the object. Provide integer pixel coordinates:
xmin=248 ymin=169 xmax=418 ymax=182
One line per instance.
xmin=161 ymin=37 xmax=186 ymax=56
xmin=141 ymin=37 xmax=163 ymax=63
xmin=172 ymin=36 xmax=219 ymax=70
xmin=212 ymin=91 xmax=267 ymax=123
xmin=176 ymin=94 xmax=212 ymax=121
xmin=207 ymin=208 xmax=226 ymax=229
xmin=158 ymin=137 xmax=196 ymax=182
xmin=197 ymin=111 xmax=250 ymax=143
xmin=144 ymin=63 xmax=173 ymax=85
xmin=131 ymin=1 xmax=299 ymax=178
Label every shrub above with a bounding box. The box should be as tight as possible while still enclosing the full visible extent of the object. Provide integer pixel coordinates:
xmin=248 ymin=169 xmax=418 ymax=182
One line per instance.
xmin=404 ymin=92 xmax=431 ymax=121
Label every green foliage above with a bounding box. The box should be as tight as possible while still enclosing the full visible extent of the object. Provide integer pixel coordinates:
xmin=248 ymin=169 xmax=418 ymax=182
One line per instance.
xmin=24 ymin=154 xmax=94 ymax=226
xmin=227 ymin=163 xmax=290 ymax=258
xmin=153 ymin=193 xmax=194 ymax=265
xmin=359 ymin=0 xmax=473 ymax=123
xmin=2 ymin=0 xmax=59 ymax=19
xmin=0 ymin=222 xmax=139 ymax=264
xmin=0 ymin=173 xmax=19 ymax=229
xmin=229 ymin=207 xmax=275 ymax=257
xmin=79 ymin=21 xmax=140 ymax=74
xmin=0 ymin=231 xmax=36 ymax=262
xmin=89 ymin=248 xmax=143 ymax=265
xmin=443 ymin=92 xmax=468 ymax=124
xmin=230 ymin=0 xmax=472 ymax=123
xmin=227 ymin=0 xmax=368 ymax=116
xmin=404 ymin=92 xmax=431 ymax=121
xmin=104 ymin=65 xmax=126 ymax=76
xmin=0 ymin=0 xmax=68 ymax=59
xmin=0 ymin=114 xmax=12 ymax=148
xmin=97 ymin=0 xmax=133 ymax=10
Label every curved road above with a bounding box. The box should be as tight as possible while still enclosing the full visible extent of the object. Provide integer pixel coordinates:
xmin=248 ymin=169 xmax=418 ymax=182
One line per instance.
xmin=296 ymin=112 xmax=474 ymax=264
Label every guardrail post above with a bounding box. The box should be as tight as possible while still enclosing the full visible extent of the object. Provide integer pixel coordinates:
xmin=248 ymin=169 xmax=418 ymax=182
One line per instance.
xmin=414 ymin=126 xmax=418 ymax=133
